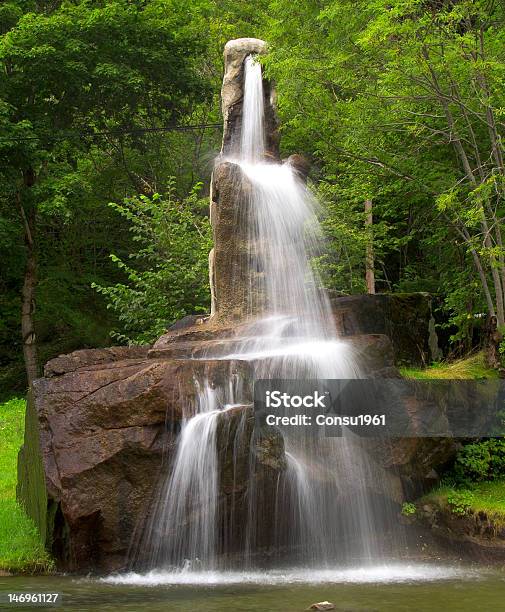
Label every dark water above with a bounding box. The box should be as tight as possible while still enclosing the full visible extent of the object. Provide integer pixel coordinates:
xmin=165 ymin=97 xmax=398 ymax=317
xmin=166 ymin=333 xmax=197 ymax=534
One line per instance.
xmin=1 ymin=565 xmax=505 ymax=612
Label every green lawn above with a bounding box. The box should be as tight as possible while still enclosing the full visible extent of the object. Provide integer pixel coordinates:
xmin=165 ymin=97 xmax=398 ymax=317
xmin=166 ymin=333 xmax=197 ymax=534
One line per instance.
xmin=0 ymin=398 xmax=53 ymax=573
xmin=400 ymin=351 xmax=499 ymax=380
xmin=403 ymin=353 xmax=504 ymax=525
xmin=420 ymin=479 xmax=505 ymax=526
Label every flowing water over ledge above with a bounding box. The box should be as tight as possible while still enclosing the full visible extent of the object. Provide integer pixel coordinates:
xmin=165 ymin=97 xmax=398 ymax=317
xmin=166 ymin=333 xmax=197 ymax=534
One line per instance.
xmin=2 ymin=565 xmax=505 ymax=611
xmin=132 ymin=47 xmax=401 ymax=575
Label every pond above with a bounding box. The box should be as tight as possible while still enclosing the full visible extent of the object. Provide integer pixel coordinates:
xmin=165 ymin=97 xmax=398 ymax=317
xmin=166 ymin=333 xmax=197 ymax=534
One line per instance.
xmin=1 ymin=564 xmax=504 ymax=611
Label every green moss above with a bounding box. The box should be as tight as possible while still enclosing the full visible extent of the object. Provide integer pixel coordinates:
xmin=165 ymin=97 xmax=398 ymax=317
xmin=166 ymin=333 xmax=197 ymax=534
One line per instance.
xmin=0 ymin=398 xmax=53 ymax=573
xmin=421 ymin=480 xmax=505 ymax=526
xmin=401 ymin=501 xmax=416 ymax=516
xmin=400 ymin=351 xmax=498 ymax=380
xmin=17 ymin=390 xmax=49 ymax=545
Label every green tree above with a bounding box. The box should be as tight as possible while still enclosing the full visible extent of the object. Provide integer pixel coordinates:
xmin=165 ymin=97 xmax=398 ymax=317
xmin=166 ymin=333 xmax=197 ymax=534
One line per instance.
xmin=0 ymin=0 xmax=210 ymax=385
xmin=93 ymin=184 xmax=212 ymax=345
xmin=265 ymin=0 xmax=505 ymax=345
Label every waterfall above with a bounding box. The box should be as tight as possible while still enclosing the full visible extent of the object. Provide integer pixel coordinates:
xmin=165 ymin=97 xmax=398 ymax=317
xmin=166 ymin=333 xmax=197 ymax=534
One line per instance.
xmin=134 ymin=53 xmax=400 ymax=572
xmin=240 ymin=55 xmax=265 ymax=163
xmin=144 ymin=384 xmax=221 ymax=569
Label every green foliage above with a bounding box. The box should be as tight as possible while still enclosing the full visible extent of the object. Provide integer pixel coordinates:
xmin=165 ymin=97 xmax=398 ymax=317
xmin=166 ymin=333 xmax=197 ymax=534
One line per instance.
xmin=0 ymin=398 xmax=53 ymax=572
xmin=452 ymin=439 xmax=505 ymax=486
xmin=264 ymin=0 xmax=505 ymax=343
xmin=2 ymin=0 xmax=505 ymax=393
xmin=425 ymin=438 xmax=505 ymax=515
xmin=0 ymin=0 xmax=214 ymax=392
xmin=401 ymin=502 xmax=416 ymax=516
xmin=498 ymin=326 xmax=505 ymax=366
xmin=447 ymin=489 xmax=475 ymax=516
xmin=0 ymin=398 xmax=25 ymax=498
xmin=93 ymin=183 xmax=212 ymax=345
xmin=312 ymin=181 xmax=393 ymax=294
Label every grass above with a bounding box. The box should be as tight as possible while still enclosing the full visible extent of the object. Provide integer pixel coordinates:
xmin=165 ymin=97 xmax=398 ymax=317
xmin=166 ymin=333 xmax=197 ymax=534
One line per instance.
xmin=0 ymin=398 xmax=53 ymax=573
xmin=421 ymin=479 xmax=505 ymax=526
xmin=400 ymin=350 xmax=499 ymax=380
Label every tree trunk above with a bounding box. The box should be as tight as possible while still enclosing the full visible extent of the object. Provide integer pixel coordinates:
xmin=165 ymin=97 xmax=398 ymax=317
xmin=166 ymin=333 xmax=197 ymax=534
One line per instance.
xmin=17 ymin=186 xmax=38 ymax=387
xmin=21 ymin=242 xmax=38 ymax=386
xmin=365 ymin=199 xmax=375 ymax=294
xmin=483 ymin=315 xmax=503 ymax=372
xmin=481 ymin=215 xmax=505 ymax=327
xmin=455 ymin=223 xmax=496 ymax=317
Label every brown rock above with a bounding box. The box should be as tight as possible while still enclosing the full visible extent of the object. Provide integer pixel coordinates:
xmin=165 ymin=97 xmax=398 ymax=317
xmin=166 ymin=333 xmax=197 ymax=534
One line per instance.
xmin=18 ymin=346 xmax=254 ymax=573
xmin=309 ymin=602 xmax=335 ymax=611
xmin=285 ymin=154 xmax=311 ymax=182
xmin=44 ymin=346 xmax=149 ymax=377
xmin=332 ymin=293 xmax=440 ymax=366
xmin=209 ymin=161 xmax=264 ymax=321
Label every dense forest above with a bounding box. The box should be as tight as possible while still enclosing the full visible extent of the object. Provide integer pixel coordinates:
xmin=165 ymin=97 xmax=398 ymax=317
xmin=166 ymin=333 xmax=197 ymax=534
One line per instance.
xmin=1 ymin=0 xmax=504 ymax=397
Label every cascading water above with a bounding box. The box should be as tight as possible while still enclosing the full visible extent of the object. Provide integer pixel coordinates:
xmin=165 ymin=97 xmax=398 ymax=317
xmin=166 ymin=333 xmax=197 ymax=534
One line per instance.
xmin=134 ymin=52 xmax=401 ymax=573
xmin=240 ymin=55 xmax=265 ymax=163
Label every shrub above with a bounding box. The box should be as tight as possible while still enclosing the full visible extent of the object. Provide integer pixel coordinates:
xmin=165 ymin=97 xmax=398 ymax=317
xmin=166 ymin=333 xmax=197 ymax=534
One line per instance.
xmin=93 ymin=183 xmax=212 ymax=345
xmin=447 ymin=490 xmax=475 ymax=516
xmin=453 ymin=439 xmax=505 ymax=485
xmin=401 ymin=502 xmax=416 ymax=516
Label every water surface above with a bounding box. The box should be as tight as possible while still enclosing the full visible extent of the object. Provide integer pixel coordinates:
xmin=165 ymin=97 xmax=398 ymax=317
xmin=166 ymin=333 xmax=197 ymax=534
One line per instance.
xmin=1 ymin=564 xmax=504 ymax=611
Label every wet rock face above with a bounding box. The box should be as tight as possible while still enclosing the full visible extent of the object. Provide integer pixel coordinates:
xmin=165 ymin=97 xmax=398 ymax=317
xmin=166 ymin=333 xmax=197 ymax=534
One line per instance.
xmin=417 ymin=500 xmax=505 ymax=561
xmin=214 ymin=405 xmax=287 ymax=557
xmin=221 ymin=38 xmax=279 ymax=160
xmin=209 ymin=162 xmax=264 ymax=321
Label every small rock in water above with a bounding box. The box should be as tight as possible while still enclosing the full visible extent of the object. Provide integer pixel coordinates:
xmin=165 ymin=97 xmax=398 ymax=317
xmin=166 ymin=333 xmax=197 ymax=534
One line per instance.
xmin=308 ymin=602 xmax=335 ymax=611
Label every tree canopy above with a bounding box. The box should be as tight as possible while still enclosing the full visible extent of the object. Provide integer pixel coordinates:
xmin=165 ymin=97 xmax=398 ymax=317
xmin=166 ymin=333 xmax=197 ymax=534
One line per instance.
xmin=1 ymin=0 xmax=505 ymax=395
xmin=265 ymin=0 xmax=505 ymax=343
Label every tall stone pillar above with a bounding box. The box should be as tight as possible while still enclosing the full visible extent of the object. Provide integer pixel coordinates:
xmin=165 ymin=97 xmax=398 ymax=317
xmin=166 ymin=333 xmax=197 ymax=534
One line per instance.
xmin=209 ymin=38 xmax=280 ymax=322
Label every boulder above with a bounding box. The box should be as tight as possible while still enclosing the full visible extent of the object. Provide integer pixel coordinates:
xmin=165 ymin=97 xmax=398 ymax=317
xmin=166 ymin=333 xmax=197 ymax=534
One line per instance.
xmin=332 ymin=293 xmax=441 ymax=366
xmin=17 ymin=346 xmax=253 ymax=572
xmin=369 ymin=437 xmax=459 ymax=500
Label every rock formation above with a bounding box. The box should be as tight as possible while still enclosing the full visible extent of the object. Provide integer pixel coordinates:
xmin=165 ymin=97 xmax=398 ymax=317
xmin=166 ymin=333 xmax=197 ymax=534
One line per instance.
xmin=17 ymin=38 xmax=453 ymax=573
xmin=18 ymin=348 xmax=256 ymax=571
xmin=416 ymin=499 xmax=505 ymax=561
xmin=209 ymin=38 xmax=280 ymax=321
xmin=331 ymin=293 xmax=440 ymax=366
xmin=220 ymin=38 xmax=279 ymax=160
xmin=209 ymin=162 xmax=258 ymax=321
xmin=16 ymin=324 xmax=448 ymax=572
